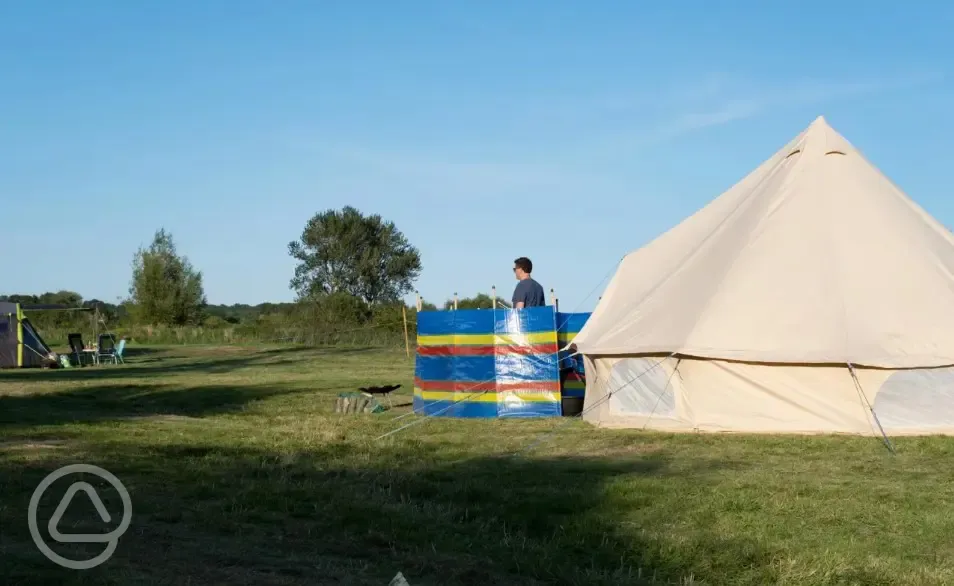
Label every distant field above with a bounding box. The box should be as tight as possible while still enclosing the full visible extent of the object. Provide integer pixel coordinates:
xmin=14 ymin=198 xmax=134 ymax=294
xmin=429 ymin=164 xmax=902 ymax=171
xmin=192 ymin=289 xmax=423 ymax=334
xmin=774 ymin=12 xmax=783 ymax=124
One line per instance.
xmin=2 ymin=344 xmax=954 ymax=585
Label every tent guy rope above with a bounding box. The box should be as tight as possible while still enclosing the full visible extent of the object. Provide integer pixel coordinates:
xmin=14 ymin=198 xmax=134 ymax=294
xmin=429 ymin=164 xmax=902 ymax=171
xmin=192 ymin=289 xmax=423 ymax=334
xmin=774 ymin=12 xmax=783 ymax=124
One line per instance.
xmin=511 ymin=352 xmax=677 ymax=457
xmin=847 ymin=362 xmax=896 ymax=455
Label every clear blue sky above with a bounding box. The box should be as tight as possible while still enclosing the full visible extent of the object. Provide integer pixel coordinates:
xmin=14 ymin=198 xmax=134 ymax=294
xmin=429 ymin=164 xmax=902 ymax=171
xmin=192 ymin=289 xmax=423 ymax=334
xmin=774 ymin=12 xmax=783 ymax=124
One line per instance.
xmin=3 ymin=1 xmax=953 ymax=311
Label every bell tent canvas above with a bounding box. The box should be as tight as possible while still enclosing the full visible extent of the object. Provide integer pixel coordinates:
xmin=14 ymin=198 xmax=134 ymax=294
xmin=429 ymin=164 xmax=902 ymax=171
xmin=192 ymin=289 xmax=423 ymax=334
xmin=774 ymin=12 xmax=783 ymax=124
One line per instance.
xmin=572 ymin=115 xmax=954 ymax=436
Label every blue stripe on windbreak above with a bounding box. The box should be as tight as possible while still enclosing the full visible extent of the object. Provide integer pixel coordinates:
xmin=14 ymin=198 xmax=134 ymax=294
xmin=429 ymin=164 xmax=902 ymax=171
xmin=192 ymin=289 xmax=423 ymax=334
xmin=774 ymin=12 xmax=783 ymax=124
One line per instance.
xmin=416 ymin=354 xmax=560 ymax=383
xmin=498 ymin=399 xmax=561 ymax=418
xmin=556 ymin=312 xmax=591 ymax=334
xmin=495 ymin=353 xmax=559 ymax=383
xmin=416 ymin=309 xmax=495 ymax=336
xmin=416 ymin=306 xmax=558 ymax=336
xmin=493 ymin=306 xmax=556 ymax=334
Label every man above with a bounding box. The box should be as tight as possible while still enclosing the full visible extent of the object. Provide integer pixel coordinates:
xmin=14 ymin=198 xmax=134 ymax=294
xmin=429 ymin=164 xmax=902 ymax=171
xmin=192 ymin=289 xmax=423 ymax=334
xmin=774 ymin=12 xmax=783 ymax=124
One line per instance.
xmin=511 ymin=256 xmax=545 ymax=309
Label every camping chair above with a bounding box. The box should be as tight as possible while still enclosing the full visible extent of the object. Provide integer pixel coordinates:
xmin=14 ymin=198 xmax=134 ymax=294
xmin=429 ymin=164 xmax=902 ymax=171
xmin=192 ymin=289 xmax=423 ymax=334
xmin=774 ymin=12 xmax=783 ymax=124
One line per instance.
xmin=97 ymin=335 xmax=125 ymax=364
xmin=67 ymin=333 xmax=87 ymax=366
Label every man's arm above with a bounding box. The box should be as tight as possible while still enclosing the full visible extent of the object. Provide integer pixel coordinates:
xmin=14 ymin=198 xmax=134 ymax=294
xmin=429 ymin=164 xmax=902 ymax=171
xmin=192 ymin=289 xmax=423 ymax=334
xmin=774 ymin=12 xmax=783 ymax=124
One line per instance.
xmin=513 ymin=281 xmax=527 ymax=309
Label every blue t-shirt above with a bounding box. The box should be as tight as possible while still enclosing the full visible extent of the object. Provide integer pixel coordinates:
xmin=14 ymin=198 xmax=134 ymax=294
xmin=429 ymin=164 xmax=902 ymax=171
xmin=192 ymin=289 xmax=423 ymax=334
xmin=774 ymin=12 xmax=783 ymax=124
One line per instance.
xmin=512 ymin=277 xmax=545 ymax=307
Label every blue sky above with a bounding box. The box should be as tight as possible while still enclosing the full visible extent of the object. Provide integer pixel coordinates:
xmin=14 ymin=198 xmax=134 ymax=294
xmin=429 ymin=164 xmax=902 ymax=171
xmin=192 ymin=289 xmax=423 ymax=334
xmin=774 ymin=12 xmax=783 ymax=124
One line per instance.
xmin=3 ymin=1 xmax=953 ymax=311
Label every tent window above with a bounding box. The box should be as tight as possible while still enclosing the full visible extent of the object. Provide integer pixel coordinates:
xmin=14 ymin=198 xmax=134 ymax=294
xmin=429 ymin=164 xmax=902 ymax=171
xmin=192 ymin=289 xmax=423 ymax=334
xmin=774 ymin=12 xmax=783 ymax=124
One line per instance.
xmin=607 ymin=357 xmax=676 ymax=417
xmin=784 ymin=149 xmax=801 ymax=159
xmin=873 ymin=368 xmax=954 ymax=430
xmin=825 ymin=150 xmax=846 ymax=156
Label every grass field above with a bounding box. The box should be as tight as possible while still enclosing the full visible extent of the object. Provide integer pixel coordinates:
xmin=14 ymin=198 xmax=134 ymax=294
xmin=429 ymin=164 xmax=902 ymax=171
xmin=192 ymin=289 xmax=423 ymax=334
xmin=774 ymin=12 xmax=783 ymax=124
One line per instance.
xmin=2 ymin=344 xmax=954 ymax=585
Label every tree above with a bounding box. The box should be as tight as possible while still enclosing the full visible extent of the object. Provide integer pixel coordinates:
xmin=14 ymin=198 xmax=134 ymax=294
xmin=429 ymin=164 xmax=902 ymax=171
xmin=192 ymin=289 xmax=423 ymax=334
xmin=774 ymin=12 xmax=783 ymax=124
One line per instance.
xmin=443 ymin=293 xmax=508 ymax=310
xmin=128 ymin=228 xmax=207 ymax=325
xmin=288 ymin=206 xmax=422 ymax=305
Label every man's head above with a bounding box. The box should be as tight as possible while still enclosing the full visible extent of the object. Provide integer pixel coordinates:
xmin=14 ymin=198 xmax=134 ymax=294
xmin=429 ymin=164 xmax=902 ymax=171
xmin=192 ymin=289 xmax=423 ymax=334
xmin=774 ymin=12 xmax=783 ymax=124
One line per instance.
xmin=513 ymin=257 xmax=532 ymax=280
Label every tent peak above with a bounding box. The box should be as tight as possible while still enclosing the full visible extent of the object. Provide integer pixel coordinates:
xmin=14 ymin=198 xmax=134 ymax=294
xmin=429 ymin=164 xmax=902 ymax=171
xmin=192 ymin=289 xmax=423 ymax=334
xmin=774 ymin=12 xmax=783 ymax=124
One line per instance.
xmin=578 ymin=112 xmax=954 ymax=368
xmin=787 ymin=114 xmax=854 ymax=157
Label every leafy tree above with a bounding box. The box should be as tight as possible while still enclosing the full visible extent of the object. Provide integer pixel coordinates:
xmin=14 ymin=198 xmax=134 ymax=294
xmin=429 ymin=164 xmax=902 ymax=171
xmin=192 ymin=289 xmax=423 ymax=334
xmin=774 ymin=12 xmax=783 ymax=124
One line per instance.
xmin=288 ymin=206 xmax=422 ymax=305
xmin=39 ymin=290 xmax=84 ymax=307
xmin=0 ymin=291 xmax=84 ymax=307
xmin=443 ymin=293 xmax=509 ymax=310
xmin=128 ymin=228 xmax=207 ymax=325
xmin=306 ymin=291 xmax=372 ymax=326
xmin=83 ymin=298 xmax=121 ymax=323
xmin=1 ymin=290 xmax=92 ymax=331
xmin=202 ymin=315 xmax=230 ymax=328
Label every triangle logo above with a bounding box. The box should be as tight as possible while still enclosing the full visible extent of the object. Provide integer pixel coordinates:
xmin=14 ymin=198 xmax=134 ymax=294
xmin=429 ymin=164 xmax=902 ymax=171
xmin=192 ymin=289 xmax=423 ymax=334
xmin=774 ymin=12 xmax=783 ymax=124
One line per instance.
xmin=47 ymin=481 xmax=113 ymax=543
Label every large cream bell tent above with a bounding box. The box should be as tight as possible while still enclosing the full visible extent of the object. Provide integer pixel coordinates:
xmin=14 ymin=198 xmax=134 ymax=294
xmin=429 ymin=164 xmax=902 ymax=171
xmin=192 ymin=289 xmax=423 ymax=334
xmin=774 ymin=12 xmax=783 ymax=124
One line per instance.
xmin=572 ymin=115 xmax=954 ymax=436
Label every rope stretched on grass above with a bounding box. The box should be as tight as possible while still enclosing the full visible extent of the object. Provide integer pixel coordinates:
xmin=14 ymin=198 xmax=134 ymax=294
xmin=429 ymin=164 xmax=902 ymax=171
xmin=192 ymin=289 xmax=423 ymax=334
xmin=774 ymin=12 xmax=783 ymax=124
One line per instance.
xmin=388 ymin=374 xmax=502 ymax=422
xmin=22 ymin=342 xmax=54 ymax=360
xmin=511 ymin=352 xmax=676 ymax=456
xmin=375 ymin=386 xmax=499 ymax=440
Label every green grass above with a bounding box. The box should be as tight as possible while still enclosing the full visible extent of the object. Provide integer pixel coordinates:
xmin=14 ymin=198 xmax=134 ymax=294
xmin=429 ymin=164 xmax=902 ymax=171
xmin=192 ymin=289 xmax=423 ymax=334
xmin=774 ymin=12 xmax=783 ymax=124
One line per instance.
xmin=2 ymin=344 xmax=954 ymax=585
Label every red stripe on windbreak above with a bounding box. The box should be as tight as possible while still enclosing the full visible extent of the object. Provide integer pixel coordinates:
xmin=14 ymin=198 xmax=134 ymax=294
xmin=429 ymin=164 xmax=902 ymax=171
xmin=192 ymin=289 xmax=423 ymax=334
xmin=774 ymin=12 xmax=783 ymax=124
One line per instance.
xmin=414 ymin=378 xmax=560 ymax=392
xmin=563 ymin=371 xmax=584 ymax=381
xmin=417 ymin=345 xmax=493 ymax=356
xmin=417 ymin=343 xmax=558 ymax=356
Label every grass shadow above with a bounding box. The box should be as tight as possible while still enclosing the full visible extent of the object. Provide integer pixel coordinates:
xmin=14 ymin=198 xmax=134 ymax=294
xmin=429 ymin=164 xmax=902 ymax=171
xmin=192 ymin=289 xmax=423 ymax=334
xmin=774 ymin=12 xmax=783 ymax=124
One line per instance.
xmin=120 ymin=345 xmax=162 ymax=359
xmin=0 ymin=440 xmax=774 ymax=585
xmin=0 ymin=382 xmax=313 ymax=427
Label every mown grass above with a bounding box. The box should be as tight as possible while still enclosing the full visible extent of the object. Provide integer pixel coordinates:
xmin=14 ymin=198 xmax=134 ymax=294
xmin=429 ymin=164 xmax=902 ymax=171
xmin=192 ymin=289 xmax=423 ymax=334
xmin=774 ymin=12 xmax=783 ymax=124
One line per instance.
xmin=2 ymin=344 xmax=954 ymax=585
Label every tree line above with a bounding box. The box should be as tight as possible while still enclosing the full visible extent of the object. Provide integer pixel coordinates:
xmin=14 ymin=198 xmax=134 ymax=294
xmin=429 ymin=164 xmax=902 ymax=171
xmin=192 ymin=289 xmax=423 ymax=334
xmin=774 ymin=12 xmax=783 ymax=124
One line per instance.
xmin=2 ymin=206 xmax=509 ymax=347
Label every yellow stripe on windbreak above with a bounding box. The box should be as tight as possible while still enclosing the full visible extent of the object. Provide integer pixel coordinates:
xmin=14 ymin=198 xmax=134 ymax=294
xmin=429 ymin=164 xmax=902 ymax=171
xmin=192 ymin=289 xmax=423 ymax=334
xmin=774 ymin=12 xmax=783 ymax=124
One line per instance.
xmin=417 ymin=331 xmax=557 ymax=346
xmin=413 ymin=388 xmax=560 ymax=403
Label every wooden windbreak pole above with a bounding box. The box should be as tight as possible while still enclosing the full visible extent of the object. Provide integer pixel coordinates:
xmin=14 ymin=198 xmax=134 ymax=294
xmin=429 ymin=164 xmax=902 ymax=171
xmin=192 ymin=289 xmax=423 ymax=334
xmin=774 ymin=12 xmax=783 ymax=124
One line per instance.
xmin=491 ymin=285 xmax=497 ymax=309
xmin=415 ymin=292 xmax=422 ymax=312
xmin=402 ymin=305 xmax=410 ymax=359
xmin=453 ymin=292 xmax=458 ymax=310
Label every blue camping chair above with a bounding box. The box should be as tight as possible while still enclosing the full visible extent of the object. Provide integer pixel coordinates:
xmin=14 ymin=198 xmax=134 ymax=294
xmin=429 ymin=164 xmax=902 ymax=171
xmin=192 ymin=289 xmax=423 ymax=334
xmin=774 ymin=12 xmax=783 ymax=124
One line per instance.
xmin=97 ymin=335 xmax=126 ymax=364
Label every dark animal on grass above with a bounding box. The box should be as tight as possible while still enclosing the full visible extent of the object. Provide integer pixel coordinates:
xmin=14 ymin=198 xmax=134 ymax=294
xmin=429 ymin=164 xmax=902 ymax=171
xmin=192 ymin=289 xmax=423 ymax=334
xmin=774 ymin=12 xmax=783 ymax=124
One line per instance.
xmin=358 ymin=384 xmax=402 ymax=407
